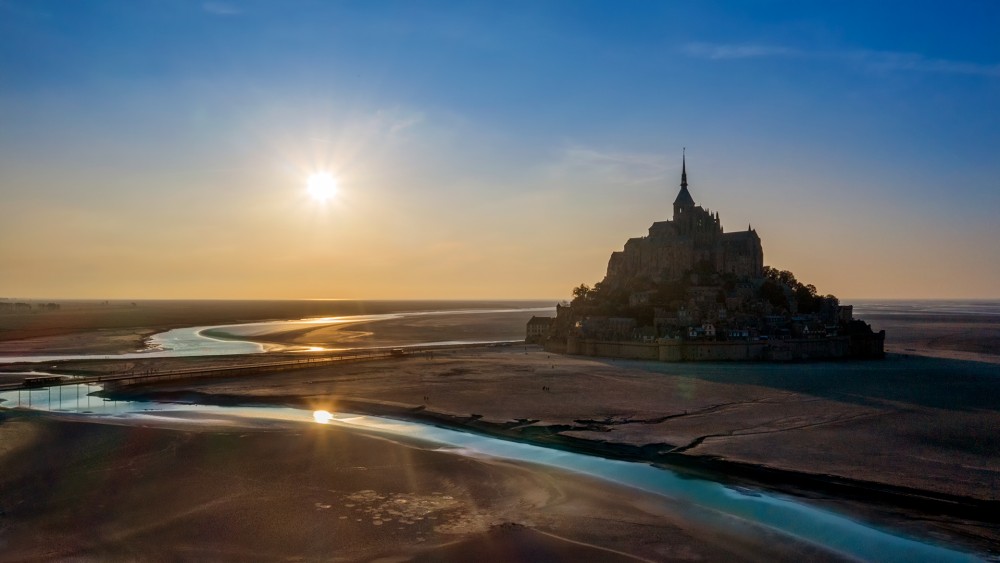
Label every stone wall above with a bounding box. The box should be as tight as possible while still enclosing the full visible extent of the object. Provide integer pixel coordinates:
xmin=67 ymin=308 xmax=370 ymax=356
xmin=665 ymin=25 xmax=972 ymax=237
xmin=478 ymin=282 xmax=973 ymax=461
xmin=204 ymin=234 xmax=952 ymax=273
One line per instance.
xmin=659 ymin=340 xmax=767 ymax=361
xmin=566 ymin=338 xmax=660 ymax=360
xmin=548 ymin=335 xmax=876 ymax=362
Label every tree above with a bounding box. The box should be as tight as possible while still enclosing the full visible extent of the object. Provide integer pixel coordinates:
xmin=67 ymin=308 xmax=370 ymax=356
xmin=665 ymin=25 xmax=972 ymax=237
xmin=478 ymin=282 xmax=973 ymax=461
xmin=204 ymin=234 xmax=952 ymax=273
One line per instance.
xmin=761 ymin=266 xmax=837 ymax=315
xmin=759 ymin=280 xmax=787 ymax=310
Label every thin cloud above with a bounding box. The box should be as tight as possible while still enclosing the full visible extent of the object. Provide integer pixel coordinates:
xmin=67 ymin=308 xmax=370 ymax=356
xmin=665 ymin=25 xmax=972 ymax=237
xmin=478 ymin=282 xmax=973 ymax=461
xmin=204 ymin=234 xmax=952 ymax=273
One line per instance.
xmin=554 ymin=146 xmax=671 ymax=185
xmin=682 ymin=43 xmax=801 ymax=60
xmin=364 ymin=108 xmax=426 ymax=140
xmin=202 ymin=2 xmax=241 ymax=16
xmin=682 ymin=42 xmax=1000 ymax=77
xmin=387 ymin=113 xmax=425 ymax=138
xmin=856 ymin=50 xmax=1000 ymax=77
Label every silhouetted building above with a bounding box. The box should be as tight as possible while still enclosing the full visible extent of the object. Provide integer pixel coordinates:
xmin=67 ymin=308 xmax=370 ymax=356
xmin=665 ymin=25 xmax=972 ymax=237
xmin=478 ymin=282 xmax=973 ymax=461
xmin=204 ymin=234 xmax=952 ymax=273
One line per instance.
xmin=547 ymin=151 xmax=884 ymax=361
xmin=605 ymin=153 xmax=763 ymax=287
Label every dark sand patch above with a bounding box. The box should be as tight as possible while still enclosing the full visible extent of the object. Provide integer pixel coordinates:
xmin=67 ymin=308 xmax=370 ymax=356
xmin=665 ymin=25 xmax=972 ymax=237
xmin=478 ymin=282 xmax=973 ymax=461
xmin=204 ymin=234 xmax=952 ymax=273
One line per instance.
xmin=0 ymin=412 xmax=842 ymax=562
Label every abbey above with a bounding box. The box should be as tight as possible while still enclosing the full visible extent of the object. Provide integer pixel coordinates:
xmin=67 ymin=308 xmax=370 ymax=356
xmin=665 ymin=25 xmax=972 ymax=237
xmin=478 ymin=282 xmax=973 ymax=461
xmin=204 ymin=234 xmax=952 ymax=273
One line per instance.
xmin=604 ymin=153 xmax=763 ymax=288
xmin=535 ymin=151 xmax=885 ymax=361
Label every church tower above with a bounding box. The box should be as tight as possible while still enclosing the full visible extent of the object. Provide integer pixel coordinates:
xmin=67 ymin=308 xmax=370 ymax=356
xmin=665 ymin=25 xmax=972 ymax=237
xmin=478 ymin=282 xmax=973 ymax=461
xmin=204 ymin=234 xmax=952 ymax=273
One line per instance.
xmin=673 ymin=150 xmax=695 ymax=222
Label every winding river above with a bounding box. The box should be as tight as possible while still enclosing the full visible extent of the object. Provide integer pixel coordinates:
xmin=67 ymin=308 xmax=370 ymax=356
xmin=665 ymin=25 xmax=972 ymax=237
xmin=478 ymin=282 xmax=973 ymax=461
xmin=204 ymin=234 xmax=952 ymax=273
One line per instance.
xmin=0 ymin=383 xmax=983 ymax=562
xmin=0 ymin=305 xmax=988 ymax=561
xmin=0 ymin=306 xmax=555 ymax=364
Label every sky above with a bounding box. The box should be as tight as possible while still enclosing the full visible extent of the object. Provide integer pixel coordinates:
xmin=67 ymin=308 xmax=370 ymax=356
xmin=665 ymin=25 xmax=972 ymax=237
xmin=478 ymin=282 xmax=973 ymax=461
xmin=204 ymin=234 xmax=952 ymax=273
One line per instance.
xmin=1 ymin=0 xmax=998 ymax=300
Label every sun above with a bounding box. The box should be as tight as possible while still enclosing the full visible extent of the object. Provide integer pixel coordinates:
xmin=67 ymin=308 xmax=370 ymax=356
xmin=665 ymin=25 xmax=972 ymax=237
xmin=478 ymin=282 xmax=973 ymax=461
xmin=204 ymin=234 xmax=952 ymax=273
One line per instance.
xmin=307 ymin=172 xmax=338 ymax=202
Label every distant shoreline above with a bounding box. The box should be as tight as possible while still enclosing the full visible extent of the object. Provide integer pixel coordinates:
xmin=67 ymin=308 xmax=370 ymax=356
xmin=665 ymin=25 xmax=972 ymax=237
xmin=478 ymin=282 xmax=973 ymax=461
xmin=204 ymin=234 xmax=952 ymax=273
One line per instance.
xmin=2 ymin=299 xmax=999 ymax=366
xmin=884 ymin=345 xmax=1000 ymax=365
xmin=0 ymin=301 xmax=553 ymax=359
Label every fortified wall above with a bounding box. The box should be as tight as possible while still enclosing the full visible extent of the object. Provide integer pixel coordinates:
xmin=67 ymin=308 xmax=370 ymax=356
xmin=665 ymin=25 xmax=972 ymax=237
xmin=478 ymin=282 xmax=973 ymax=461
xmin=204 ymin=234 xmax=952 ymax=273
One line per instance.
xmin=544 ymin=332 xmax=885 ymax=362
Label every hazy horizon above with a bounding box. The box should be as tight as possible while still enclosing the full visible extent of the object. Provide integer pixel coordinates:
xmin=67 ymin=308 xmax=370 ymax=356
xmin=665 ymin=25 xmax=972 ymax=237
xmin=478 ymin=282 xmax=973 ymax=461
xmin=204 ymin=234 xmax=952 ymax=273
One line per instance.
xmin=4 ymin=296 xmax=1000 ymax=304
xmin=3 ymin=2 xmax=999 ymax=300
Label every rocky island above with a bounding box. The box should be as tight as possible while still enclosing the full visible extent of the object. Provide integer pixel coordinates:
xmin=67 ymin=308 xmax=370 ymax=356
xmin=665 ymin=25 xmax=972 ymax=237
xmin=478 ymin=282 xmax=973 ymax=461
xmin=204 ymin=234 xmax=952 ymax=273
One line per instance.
xmin=533 ymin=153 xmax=885 ymax=361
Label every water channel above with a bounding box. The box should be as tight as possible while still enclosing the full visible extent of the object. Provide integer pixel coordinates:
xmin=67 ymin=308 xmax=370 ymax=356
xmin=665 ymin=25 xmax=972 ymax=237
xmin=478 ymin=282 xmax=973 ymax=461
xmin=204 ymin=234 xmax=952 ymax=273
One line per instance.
xmin=0 ymin=383 xmax=982 ymax=562
xmin=0 ymin=307 xmax=554 ymax=364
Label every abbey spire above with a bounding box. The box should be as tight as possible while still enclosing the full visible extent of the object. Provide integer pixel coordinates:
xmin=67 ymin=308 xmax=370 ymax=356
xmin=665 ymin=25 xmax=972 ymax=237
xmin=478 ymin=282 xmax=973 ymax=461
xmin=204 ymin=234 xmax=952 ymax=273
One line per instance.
xmin=681 ymin=148 xmax=688 ymax=189
xmin=673 ymin=149 xmax=695 ymax=216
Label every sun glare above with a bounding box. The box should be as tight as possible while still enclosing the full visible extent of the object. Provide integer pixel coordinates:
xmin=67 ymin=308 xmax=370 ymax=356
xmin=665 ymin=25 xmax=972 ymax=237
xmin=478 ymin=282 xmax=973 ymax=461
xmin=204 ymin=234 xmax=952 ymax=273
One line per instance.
xmin=313 ymin=410 xmax=334 ymax=424
xmin=307 ymin=173 xmax=338 ymax=202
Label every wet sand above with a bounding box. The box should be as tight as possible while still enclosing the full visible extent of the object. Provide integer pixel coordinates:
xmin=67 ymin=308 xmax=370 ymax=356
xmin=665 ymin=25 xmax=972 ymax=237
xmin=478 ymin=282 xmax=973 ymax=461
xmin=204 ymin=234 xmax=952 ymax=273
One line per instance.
xmin=3 ymin=302 xmax=999 ymax=558
xmin=0 ymin=299 xmax=551 ymax=357
xmin=82 ymin=346 xmax=1000 ymax=556
xmin=0 ymin=411 xmax=841 ymax=562
xmin=866 ymin=313 xmax=1000 ymax=365
xmin=231 ymin=305 xmax=1000 ymax=365
xmin=204 ymin=311 xmax=542 ymax=350
xmin=3 ymin=299 xmax=998 ymax=366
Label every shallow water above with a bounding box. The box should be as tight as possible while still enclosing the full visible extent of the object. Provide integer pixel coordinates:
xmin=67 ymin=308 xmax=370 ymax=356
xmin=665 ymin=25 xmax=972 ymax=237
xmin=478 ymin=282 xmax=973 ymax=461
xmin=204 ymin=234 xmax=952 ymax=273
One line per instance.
xmin=0 ymin=384 xmax=982 ymax=563
xmin=0 ymin=324 xmax=264 ymax=365
xmin=0 ymin=306 xmax=554 ymax=364
xmin=852 ymin=299 xmax=1000 ymax=317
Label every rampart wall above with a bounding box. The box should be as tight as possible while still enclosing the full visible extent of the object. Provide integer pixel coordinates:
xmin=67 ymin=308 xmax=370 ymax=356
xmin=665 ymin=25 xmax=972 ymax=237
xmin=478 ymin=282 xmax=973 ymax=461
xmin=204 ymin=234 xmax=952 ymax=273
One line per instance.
xmin=548 ymin=334 xmax=883 ymax=362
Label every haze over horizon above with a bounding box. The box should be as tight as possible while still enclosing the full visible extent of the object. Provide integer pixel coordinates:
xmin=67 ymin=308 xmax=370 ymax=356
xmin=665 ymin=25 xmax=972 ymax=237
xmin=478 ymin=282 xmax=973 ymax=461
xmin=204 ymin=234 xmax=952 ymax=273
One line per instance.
xmin=2 ymin=1 xmax=999 ymax=301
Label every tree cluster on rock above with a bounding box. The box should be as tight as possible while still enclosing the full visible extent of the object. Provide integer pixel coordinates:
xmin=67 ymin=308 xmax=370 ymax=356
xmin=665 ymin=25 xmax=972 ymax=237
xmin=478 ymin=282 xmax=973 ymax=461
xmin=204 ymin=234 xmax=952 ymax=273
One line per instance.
xmin=555 ymin=262 xmax=875 ymax=344
xmin=758 ymin=266 xmax=839 ymax=315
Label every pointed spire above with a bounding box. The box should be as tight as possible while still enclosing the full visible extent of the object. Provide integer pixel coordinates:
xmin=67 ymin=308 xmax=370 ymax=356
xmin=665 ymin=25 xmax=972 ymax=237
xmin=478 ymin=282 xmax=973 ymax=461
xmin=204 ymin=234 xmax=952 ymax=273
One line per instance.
xmin=673 ymin=149 xmax=695 ymax=208
xmin=681 ymin=147 xmax=688 ymax=189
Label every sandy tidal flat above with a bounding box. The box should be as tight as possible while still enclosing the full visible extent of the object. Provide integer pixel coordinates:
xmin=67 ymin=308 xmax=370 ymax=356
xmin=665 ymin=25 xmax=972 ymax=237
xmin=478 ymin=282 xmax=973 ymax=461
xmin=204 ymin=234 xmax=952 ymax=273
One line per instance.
xmin=0 ymin=300 xmax=551 ymax=357
xmin=0 ymin=412 xmax=842 ymax=562
xmin=83 ymin=346 xmax=1000 ymax=555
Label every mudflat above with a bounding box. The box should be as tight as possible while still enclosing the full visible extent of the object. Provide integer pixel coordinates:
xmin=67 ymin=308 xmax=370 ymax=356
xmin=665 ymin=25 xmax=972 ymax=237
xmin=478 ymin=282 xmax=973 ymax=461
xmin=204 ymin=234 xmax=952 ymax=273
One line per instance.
xmin=0 ymin=412 xmax=841 ymax=562
xmin=77 ymin=346 xmax=1000 ymax=554
xmin=3 ymin=302 xmax=1000 ymax=558
xmin=866 ymin=311 xmax=1000 ymax=365
xmin=0 ymin=300 xmax=550 ymax=356
xmin=3 ymin=299 xmax=999 ymax=365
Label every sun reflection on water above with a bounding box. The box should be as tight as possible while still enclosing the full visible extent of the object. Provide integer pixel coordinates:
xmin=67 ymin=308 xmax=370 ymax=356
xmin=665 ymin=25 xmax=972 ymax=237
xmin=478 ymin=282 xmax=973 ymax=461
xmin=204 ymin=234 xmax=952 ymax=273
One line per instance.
xmin=312 ymin=410 xmax=334 ymax=424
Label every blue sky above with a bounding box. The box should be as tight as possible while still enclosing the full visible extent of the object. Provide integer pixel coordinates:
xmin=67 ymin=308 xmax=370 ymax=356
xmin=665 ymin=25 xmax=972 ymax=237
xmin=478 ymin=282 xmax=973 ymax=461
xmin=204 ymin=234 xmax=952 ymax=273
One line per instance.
xmin=2 ymin=1 xmax=998 ymax=298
